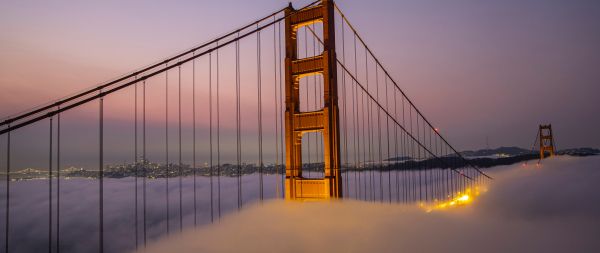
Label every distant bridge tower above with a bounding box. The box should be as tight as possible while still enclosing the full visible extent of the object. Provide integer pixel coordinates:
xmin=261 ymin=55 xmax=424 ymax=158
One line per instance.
xmin=539 ymin=124 xmax=555 ymax=159
xmin=284 ymin=0 xmax=342 ymax=199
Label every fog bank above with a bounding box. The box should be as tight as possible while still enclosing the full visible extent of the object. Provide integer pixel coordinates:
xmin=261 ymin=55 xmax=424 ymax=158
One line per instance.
xmin=142 ymin=156 xmax=600 ymax=253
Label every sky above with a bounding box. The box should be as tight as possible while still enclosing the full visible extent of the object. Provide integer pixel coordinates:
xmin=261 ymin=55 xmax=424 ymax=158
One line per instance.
xmin=1 ymin=0 xmax=600 ymax=168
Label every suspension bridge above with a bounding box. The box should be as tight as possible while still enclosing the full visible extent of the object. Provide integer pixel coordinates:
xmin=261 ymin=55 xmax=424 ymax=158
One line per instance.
xmin=0 ymin=0 xmax=493 ymax=252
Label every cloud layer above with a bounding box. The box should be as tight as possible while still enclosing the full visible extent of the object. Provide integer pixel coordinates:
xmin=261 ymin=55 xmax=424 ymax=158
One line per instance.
xmin=142 ymin=156 xmax=600 ymax=253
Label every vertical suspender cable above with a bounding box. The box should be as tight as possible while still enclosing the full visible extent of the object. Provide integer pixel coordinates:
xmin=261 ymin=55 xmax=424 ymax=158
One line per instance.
xmin=438 ymin=132 xmax=442 ymax=200
xmin=99 ymin=95 xmax=104 ymax=253
xmin=364 ymin=46 xmax=373 ymax=202
xmin=4 ymin=127 xmax=9 ymax=253
xmin=142 ymin=81 xmax=147 ymax=246
xmin=433 ymin=130 xmax=437 ymax=200
xmin=451 ymin=145 xmax=455 ymax=198
xmin=393 ymin=85 xmax=399 ymax=202
xmin=257 ymin=28 xmax=264 ymax=201
xmin=350 ymin=30 xmax=359 ymax=199
xmin=354 ymin=33 xmax=365 ymax=201
xmin=408 ymin=105 xmax=412 ymax=201
xmin=341 ymin=19 xmax=350 ymax=196
xmin=209 ymin=51 xmax=214 ymax=223
xmin=178 ymin=65 xmax=183 ymax=232
xmin=56 ymin=108 xmax=61 ymax=253
xmin=444 ymin=144 xmax=448 ymax=199
xmin=165 ymin=63 xmax=170 ymax=235
xmin=385 ymin=76 xmax=391 ymax=203
xmin=48 ymin=117 xmax=53 ymax=253
xmin=417 ymin=113 xmax=422 ymax=202
xmin=422 ymin=119 xmax=427 ymax=202
xmin=351 ymin=69 xmax=358 ymax=199
xmin=375 ymin=65 xmax=382 ymax=202
xmin=134 ymin=80 xmax=138 ymax=249
xmin=404 ymin=102 xmax=408 ymax=201
xmin=235 ymin=34 xmax=242 ymax=209
xmin=235 ymin=33 xmax=242 ymax=209
xmin=273 ymin=17 xmax=280 ymax=199
xmin=410 ymin=106 xmax=415 ymax=201
xmin=216 ymin=42 xmax=221 ymax=219
xmin=278 ymin=21 xmax=285 ymax=198
xmin=424 ymin=120 xmax=429 ymax=202
xmin=239 ymin=34 xmax=243 ymax=208
xmin=192 ymin=52 xmax=198 ymax=227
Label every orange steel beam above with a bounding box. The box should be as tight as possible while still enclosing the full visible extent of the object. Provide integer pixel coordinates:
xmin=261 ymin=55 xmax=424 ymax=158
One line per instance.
xmin=284 ymin=0 xmax=342 ymax=199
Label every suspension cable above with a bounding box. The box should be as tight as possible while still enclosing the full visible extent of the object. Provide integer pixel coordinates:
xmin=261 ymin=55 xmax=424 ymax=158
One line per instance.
xmin=0 ymin=2 xmax=313 ymax=128
xmin=48 ymin=116 xmax=53 ymax=253
xmin=333 ymin=3 xmax=491 ymax=180
xmin=375 ymin=64 xmax=383 ymax=202
xmin=142 ymin=80 xmax=147 ymax=247
xmin=192 ymin=52 xmax=198 ymax=227
xmin=0 ymin=0 xmax=322 ymax=137
xmin=99 ymin=95 xmax=104 ymax=253
xmin=165 ymin=63 xmax=170 ymax=235
xmin=257 ymin=27 xmax=264 ymax=201
xmin=216 ymin=41 xmax=221 ymax=219
xmin=337 ymin=60 xmax=473 ymax=180
xmin=134 ymin=79 xmax=138 ymax=249
xmin=56 ymin=106 xmax=61 ymax=252
xmin=278 ymin=21 xmax=285 ymax=198
xmin=340 ymin=18 xmax=350 ymax=196
xmin=235 ymin=34 xmax=242 ymax=210
xmin=273 ymin=16 xmax=280 ymax=198
xmin=4 ymin=126 xmax=9 ymax=252
xmin=178 ymin=65 xmax=183 ymax=232
xmin=209 ymin=50 xmax=214 ymax=223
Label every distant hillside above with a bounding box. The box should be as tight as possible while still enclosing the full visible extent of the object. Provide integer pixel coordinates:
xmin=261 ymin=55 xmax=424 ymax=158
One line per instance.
xmin=384 ymin=156 xmax=411 ymax=162
xmin=460 ymin=146 xmax=533 ymax=157
xmin=384 ymin=146 xmax=598 ymax=163
xmin=460 ymin=146 xmax=599 ymax=158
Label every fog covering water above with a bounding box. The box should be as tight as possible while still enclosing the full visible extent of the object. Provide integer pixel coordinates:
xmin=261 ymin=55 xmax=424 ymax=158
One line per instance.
xmin=2 ymin=175 xmax=282 ymax=252
xmin=142 ymin=156 xmax=600 ymax=253
xmin=1 ymin=164 xmax=481 ymax=252
xmin=1 ymin=156 xmax=599 ymax=252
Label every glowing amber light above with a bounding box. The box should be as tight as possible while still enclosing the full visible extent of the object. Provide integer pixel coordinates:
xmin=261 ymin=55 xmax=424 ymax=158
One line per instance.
xmin=422 ymin=187 xmax=484 ymax=212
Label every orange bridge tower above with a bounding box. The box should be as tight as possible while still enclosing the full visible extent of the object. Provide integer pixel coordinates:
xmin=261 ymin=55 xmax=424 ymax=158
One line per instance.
xmin=539 ymin=124 xmax=556 ymax=159
xmin=284 ymin=0 xmax=342 ymax=199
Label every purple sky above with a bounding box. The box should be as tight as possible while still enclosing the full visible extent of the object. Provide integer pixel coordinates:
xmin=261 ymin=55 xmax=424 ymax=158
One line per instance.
xmin=1 ymin=0 xmax=599 ymax=168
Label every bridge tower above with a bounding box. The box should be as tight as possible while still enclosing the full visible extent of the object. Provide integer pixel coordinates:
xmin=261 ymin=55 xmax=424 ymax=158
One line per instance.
xmin=284 ymin=0 xmax=342 ymax=199
xmin=539 ymin=124 xmax=555 ymax=159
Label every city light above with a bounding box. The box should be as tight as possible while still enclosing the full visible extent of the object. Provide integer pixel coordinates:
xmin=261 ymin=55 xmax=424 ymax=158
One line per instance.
xmin=422 ymin=187 xmax=484 ymax=212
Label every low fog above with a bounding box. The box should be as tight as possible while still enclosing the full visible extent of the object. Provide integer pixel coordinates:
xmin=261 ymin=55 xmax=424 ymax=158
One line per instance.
xmin=142 ymin=156 xmax=600 ymax=253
